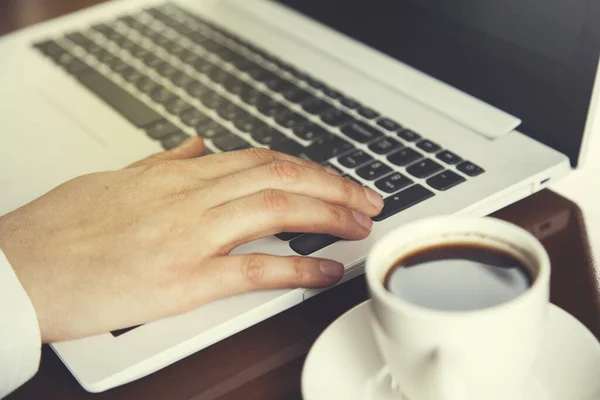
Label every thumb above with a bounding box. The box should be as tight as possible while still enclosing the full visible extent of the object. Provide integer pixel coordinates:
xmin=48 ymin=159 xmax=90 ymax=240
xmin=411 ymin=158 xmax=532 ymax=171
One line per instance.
xmin=126 ymin=137 xmax=206 ymax=168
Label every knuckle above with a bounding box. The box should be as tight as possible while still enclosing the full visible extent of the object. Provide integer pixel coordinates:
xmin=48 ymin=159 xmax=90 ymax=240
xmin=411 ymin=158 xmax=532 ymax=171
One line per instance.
xmin=244 ymin=147 xmax=276 ymax=164
xmin=242 ymin=255 xmax=266 ymax=286
xmin=261 ymin=189 xmax=291 ymax=215
xmin=292 ymin=257 xmax=311 ymax=283
xmin=328 ymin=205 xmax=347 ymax=225
xmin=268 ymin=160 xmax=302 ymax=183
xmin=143 ymin=159 xmax=183 ymax=175
xmin=339 ymin=178 xmax=357 ymax=203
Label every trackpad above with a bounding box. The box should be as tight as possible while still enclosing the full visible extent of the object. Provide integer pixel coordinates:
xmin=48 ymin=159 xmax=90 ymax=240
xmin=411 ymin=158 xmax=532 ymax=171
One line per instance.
xmin=0 ymin=90 xmax=118 ymax=214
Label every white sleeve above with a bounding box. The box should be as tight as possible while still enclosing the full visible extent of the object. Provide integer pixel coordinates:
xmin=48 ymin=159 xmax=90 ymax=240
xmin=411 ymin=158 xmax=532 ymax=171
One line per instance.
xmin=0 ymin=249 xmax=41 ymax=398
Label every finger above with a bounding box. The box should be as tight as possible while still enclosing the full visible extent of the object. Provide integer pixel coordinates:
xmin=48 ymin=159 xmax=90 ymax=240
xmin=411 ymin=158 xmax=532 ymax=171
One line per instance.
xmin=204 ymin=160 xmax=383 ymax=216
xmin=190 ymin=148 xmax=337 ymax=180
xmin=202 ymin=190 xmax=373 ymax=252
xmin=126 ymin=137 xmax=205 ymax=168
xmin=197 ymin=254 xmax=344 ymax=299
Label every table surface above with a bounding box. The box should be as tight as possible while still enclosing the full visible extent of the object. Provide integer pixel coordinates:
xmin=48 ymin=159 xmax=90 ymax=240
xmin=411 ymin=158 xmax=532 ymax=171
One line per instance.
xmin=3 ymin=1 xmax=600 ymax=399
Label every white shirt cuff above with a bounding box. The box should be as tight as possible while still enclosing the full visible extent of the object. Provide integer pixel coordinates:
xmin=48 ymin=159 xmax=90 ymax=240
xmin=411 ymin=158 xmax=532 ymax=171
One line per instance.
xmin=0 ymin=249 xmax=41 ymax=398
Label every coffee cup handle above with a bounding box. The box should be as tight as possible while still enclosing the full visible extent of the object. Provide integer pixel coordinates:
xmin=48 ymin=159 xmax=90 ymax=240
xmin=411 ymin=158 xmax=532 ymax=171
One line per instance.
xmin=431 ymin=349 xmax=462 ymax=400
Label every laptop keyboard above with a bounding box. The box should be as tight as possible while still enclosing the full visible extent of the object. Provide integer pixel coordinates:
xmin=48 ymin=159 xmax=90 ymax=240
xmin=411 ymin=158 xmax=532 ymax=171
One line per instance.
xmin=32 ymin=2 xmax=485 ymax=256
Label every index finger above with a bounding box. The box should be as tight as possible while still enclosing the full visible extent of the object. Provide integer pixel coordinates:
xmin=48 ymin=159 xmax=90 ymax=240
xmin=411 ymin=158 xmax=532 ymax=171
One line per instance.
xmin=187 ymin=148 xmax=338 ymax=179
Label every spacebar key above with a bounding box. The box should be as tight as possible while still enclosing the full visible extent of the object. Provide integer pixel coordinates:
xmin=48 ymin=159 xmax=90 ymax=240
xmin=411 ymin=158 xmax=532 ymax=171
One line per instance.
xmin=78 ymin=71 xmax=162 ymax=127
xmin=373 ymin=184 xmax=435 ymax=222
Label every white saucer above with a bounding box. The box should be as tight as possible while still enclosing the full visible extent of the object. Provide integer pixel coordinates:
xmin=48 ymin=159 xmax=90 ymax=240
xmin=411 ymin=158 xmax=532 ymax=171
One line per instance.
xmin=302 ymin=301 xmax=600 ymax=400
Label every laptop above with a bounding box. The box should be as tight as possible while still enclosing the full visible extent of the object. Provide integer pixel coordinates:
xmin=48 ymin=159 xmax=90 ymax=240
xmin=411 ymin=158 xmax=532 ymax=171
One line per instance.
xmin=1 ymin=0 xmax=598 ymax=392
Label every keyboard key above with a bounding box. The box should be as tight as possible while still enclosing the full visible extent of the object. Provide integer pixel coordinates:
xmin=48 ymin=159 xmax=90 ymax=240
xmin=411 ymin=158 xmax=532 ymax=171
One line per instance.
xmin=301 ymin=97 xmax=334 ymax=115
xmin=339 ymin=97 xmax=360 ymax=109
xmin=180 ymin=108 xmax=210 ymax=127
xmin=436 ymin=150 xmax=462 ymax=165
xmin=246 ymin=65 xmax=274 ymax=82
xmin=427 ymin=170 xmax=466 ymax=191
xmin=306 ymin=134 xmax=353 ymax=163
xmin=96 ymin=50 xmax=117 ymax=64
xmin=199 ymin=91 xmax=224 ymax=110
xmin=194 ymin=58 xmax=218 ymax=75
xmin=457 ymin=161 xmax=485 ymax=177
xmin=233 ymin=114 xmax=265 ymax=133
xmin=341 ymin=121 xmax=383 ymax=143
xmin=136 ymin=77 xmax=160 ymax=94
xmin=369 ymin=137 xmax=403 ymax=155
xmin=161 ymin=131 xmax=191 ymax=150
xmin=281 ymin=86 xmax=311 ymax=103
xmin=185 ymin=81 xmax=209 ymax=98
xmin=165 ymin=97 xmax=192 ymax=115
xmin=156 ymin=64 xmax=179 ymax=79
xmin=122 ymin=70 xmax=146 ymax=87
xmin=373 ymin=185 xmax=435 ymax=221
xmin=306 ymin=77 xmax=326 ymax=90
xmin=34 ymin=39 xmax=65 ymax=57
xmin=388 ymin=148 xmax=423 ymax=166
xmin=357 ymin=107 xmax=379 ymax=119
xmin=222 ymin=75 xmax=246 ymax=94
xmin=338 ymin=150 xmax=374 ymax=168
xmin=143 ymin=53 xmax=165 ymax=69
xmin=356 ymin=161 xmax=392 ymax=181
xmin=343 ymin=174 xmax=362 ymax=185
xmin=196 ymin=120 xmax=229 ymax=139
xmin=377 ymin=118 xmax=402 ymax=132
xmin=78 ymin=71 xmax=161 ymax=127
xmin=276 ymin=232 xmax=302 ymax=241
xmin=106 ymin=58 xmax=130 ymax=74
xmin=274 ymin=111 xmax=308 ymax=130
xmin=55 ymin=53 xmax=90 ymax=75
xmin=320 ymin=109 xmax=353 ymax=127
xmin=406 ymin=159 xmax=444 ymax=178
xmin=146 ymin=120 xmax=179 ymax=139
xmin=213 ymin=132 xmax=251 ymax=152
xmin=322 ymin=162 xmax=343 ymax=175
xmin=218 ymin=102 xmax=248 ymax=122
xmin=206 ymin=68 xmax=232 ymax=84
xmin=240 ymin=89 xmax=265 ymax=105
xmin=291 ymin=123 xmax=327 ymax=141
xmin=130 ymin=45 xmax=149 ymax=59
xmin=289 ymin=234 xmax=340 ymax=256
xmin=398 ymin=129 xmax=421 ymax=141
xmin=322 ymin=88 xmax=342 ymax=99
xmin=416 ymin=139 xmax=441 ymax=153
xmin=171 ymin=72 xmax=195 ymax=88
xmin=270 ymin=138 xmax=308 ymax=157
xmin=151 ymin=87 xmax=176 ymax=105
xmin=65 ymin=32 xmax=93 ymax=47
xmin=375 ymin=173 xmax=413 ymax=194
xmin=180 ymin=49 xmax=200 ymax=64
xmin=252 ymin=125 xmax=287 ymax=146
xmin=265 ymin=77 xmax=294 ymax=93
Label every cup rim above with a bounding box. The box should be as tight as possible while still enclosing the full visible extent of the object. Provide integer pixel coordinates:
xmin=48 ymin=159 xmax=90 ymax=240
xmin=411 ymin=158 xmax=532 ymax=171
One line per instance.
xmin=366 ymin=216 xmax=551 ymax=318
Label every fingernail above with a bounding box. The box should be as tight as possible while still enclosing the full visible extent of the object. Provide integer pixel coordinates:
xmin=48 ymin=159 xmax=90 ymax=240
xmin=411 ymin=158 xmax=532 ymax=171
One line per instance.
xmin=365 ymin=188 xmax=384 ymax=209
xmin=353 ymin=210 xmax=373 ymax=230
xmin=320 ymin=261 xmax=344 ymax=280
xmin=326 ymin=167 xmax=341 ymax=176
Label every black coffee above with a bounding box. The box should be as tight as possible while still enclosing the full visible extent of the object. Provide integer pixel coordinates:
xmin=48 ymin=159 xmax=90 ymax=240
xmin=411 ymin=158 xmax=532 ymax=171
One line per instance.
xmin=384 ymin=243 xmax=532 ymax=311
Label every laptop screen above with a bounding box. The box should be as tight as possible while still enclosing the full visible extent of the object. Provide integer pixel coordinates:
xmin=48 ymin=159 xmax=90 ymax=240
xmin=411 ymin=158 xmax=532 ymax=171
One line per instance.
xmin=274 ymin=0 xmax=600 ymax=167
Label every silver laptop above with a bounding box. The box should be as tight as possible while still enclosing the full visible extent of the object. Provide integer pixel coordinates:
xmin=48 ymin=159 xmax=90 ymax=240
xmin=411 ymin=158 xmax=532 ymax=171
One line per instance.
xmin=1 ymin=0 xmax=598 ymax=393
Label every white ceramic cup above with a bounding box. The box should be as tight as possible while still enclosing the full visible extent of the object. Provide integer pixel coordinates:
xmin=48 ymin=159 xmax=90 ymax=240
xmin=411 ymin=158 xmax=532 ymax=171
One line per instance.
xmin=365 ymin=216 xmax=551 ymax=400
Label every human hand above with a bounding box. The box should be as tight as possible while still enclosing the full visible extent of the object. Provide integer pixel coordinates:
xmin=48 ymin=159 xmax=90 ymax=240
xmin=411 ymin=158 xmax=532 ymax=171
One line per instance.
xmin=0 ymin=138 xmax=383 ymax=343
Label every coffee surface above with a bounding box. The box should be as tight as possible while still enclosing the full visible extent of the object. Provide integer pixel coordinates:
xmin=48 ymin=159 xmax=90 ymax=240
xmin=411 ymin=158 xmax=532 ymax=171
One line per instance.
xmin=384 ymin=244 xmax=532 ymax=311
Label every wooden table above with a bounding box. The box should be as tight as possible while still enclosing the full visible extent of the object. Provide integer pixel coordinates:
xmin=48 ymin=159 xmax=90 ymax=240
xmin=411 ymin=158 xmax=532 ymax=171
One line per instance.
xmin=3 ymin=2 xmax=599 ymax=399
